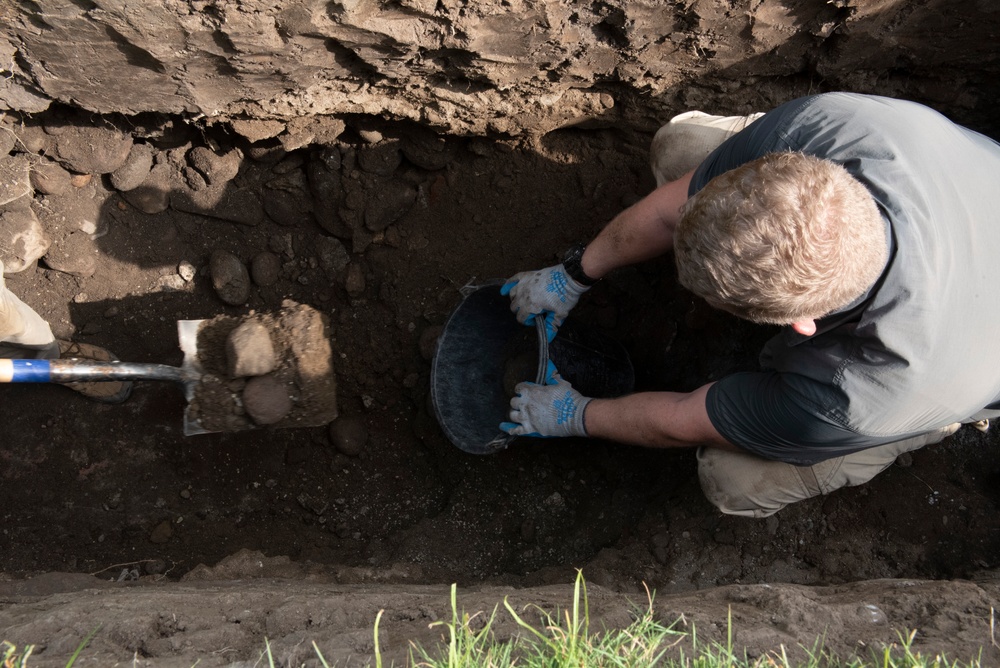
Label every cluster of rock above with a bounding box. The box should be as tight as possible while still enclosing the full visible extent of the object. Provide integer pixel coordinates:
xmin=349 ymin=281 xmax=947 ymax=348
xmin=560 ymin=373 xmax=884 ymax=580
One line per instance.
xmin=189 ymin=302 xmax=338 ymax=433
xmin=0 ymin=110 xmax=452 ymax=304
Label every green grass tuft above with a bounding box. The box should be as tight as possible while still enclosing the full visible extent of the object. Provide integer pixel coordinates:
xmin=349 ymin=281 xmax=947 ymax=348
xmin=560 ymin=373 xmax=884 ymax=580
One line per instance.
xmin=2 ymin=578 xmax=990 ymax=667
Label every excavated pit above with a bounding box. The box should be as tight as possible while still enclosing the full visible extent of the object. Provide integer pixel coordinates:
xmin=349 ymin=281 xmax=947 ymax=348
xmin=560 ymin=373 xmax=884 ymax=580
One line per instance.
xmin=2 ymin=0 xmax=1000 ymax=665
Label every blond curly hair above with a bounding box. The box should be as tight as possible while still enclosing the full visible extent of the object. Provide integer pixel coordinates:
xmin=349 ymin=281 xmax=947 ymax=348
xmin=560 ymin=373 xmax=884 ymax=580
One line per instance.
xmin=675 ymin=152 xmax=887 ymax=324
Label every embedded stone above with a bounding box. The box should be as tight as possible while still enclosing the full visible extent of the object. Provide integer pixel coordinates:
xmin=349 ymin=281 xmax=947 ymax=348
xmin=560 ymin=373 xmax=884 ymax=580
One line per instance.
xmin=187 ymin=146 xmax=241 ymax=186
xmin=226 ymin=320 xmax=277 ymax=378
xmin=43 ymin=230 xmax=98 ymax=277
xmin=52 ymin=125 xmax=134 ymax=175
xmin=243 ymin=374 xmax=292 ymax=425
xmin=209 ymin=249 xmax=251 ymax=306
xmin=250 ymin=251 xmax=281 ymax=286
xmin=328 ymin=416 xmax=368 ymax=457
xmin=29 ymin=159 xmax=73 ymax=196
xmin=110 ymin=142 xmax=154 ymax=192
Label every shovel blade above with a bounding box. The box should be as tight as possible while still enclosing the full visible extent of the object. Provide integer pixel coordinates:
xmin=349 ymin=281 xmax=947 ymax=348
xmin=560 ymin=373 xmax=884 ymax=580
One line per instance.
xmin=177 ymin=319 xmax=212 ymax=436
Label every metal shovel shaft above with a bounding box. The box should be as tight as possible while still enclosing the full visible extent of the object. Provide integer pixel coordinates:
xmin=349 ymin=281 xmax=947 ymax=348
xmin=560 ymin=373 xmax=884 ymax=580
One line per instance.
xmin=1 ymin=320 xmax=210 ymax=436
xmin=0 ymin=358 xmax=194 ymax=383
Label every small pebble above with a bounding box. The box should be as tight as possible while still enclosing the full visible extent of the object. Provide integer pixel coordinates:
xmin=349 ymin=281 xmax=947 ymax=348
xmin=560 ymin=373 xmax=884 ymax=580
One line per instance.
xmin=178 ymin=260 xmax=197 ymax=282
xmin=251 ymin=251 xmax=281 ymax=286
xmin=144 ymin=559 xmax=167 ymax=575
xmin=149 ymin=520 xmax=173 ymax=544
xmin=70 ymin=173 xmax=92 ymax=188
xmin=328 ymin=416 xmax=368 ymax=457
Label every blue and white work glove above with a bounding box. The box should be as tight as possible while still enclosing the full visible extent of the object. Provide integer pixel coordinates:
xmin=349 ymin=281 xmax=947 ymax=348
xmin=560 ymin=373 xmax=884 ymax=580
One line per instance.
xmin=500 ymin=264 xmax=589 ymax=342
xmin=500 ymin=361 xmax=592 ymax=438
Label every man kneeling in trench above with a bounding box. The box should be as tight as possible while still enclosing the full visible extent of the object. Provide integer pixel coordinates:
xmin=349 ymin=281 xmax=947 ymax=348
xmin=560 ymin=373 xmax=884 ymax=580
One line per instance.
xmin=500 ymin=92 xmax=1000 ymax=518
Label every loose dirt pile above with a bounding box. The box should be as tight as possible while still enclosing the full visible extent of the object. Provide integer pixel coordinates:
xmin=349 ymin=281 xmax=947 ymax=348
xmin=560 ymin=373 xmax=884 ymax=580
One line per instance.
xmin=187 ymin=301 xmax=338 ymax=433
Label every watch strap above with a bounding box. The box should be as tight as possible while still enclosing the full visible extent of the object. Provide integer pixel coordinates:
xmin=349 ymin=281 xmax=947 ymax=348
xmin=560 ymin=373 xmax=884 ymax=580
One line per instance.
xmin=562 ymin=243 xmax=599 ymax=286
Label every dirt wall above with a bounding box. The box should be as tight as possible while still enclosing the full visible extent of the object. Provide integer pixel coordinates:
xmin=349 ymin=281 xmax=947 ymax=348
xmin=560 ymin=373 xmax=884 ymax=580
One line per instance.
xmin=3 ymin=0 xmax=1000 ymax=140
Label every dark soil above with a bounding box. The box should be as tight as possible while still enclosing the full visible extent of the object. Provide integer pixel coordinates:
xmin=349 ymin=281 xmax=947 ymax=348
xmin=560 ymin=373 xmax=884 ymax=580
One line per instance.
xmin=2 ymin=103 xmax=1000 ymax=665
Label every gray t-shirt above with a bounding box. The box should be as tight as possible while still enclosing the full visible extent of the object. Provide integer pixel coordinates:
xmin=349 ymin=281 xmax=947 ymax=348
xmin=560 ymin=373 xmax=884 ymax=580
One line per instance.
xmin=689 ymin=93 xmax=1000 ymax=465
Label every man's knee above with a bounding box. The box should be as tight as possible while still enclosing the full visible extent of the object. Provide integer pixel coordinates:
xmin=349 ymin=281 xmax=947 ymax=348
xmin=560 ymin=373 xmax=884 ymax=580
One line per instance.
xmin=697 ymin=446 xmax=822 ymax=518
xmin=697 ymin=426 xmax=961 ymax=517
xmin=650 ymin=111 xmax=764 ymax=186
xmin=0 ymin=261 xmax=55 ymax=349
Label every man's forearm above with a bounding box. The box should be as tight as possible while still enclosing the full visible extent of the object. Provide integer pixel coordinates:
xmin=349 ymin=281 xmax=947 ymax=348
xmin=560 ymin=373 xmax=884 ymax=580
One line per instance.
xmin=583 ymin=383 xmax=739 ymax=451
xmin=581 ymin=170 xmax=694 ymax=279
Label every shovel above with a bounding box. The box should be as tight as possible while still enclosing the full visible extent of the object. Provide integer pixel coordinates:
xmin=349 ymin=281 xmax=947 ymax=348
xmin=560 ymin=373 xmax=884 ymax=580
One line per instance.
xmin=0 ymin=320 xmax=211 ymax=436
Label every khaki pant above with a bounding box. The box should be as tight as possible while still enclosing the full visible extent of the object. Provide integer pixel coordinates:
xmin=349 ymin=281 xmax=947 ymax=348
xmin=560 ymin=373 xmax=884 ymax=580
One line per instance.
xmin=0 ymin=260 xmax=58 ymax=359
xmin=697 ymin=425 xmax=961 ymax=518
xmin=650 ymin=110 xmax=764 ymax=186
xmin=652 ymin=110 xmax=961 ymax=517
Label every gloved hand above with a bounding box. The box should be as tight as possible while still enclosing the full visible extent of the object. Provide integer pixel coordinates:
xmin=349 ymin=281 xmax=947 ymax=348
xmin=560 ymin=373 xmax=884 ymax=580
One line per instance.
xmin=500 ymin=361 xmax=591 ymax=438
xmin=500 ymin=264 xmax=589 ymax=342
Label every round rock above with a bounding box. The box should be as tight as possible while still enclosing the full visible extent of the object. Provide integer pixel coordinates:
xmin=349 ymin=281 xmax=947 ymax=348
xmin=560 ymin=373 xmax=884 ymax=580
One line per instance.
xmin=52 ymin=125 xmax=134 ymax=175
xmin=43 ymin=230 xmax=99 ymax=278
xmin=29 ymin=159 xmax=73 ymax=196
xmin=110 ymin=142 xmax=154 ymax=192
xmin=328 ymin=416 xmax=368 ymax=457
xmin=123 ymin=162 xmax=173 ymax=215
xmin=187 ymin=146 xmax=241 ymax=186
xmin=243 ymin=375 xmax=293 ymax=425
xmin=149 ymin=520 xmax=173 ymax=544
xmin=357 ymin=143 xmax=402 ymax=176
xmin=344 ymin=263 xmax=365 ymax=298
xmin=177 ymin=260 xmax=197 ymax=282
xmin=250 ymin=251 xmax=281 ymax=286
xmin=226 ymin=320 xmax=277 ymax=377
xmin=210 ymin=250 xmax=251 ymax=306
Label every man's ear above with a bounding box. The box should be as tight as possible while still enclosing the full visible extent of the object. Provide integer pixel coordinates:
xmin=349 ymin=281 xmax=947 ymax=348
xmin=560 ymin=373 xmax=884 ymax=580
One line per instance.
xmin=791 ymin=319 xmax=817 ymax=336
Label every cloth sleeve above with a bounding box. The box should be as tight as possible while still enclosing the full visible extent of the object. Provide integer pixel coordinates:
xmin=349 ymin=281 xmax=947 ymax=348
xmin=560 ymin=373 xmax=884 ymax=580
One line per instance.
xmin=706 ymin=372 xmax=921 ymax=466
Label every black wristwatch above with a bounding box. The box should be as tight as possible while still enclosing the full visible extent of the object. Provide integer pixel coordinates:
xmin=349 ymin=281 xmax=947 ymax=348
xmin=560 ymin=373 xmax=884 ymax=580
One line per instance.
xmin=561 ymin=242 xmax=600 ymax=286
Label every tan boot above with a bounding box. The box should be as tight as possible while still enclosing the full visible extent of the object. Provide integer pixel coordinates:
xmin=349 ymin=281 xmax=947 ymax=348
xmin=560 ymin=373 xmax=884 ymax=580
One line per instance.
xmin=57 ymin=340 xmax=133 ymax=404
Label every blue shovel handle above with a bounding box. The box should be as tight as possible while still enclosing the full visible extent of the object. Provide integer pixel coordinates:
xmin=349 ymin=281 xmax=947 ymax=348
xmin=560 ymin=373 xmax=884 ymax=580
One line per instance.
xmin=0 ymin=359 xmax=190 ymax=383
xmin=0 ymin=359 xmax=52 ymax=382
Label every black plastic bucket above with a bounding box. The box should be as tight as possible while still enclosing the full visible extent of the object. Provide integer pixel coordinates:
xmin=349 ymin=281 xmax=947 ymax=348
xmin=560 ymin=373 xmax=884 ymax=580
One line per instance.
xmin=431 ymin=283 xmax=635 ymax=454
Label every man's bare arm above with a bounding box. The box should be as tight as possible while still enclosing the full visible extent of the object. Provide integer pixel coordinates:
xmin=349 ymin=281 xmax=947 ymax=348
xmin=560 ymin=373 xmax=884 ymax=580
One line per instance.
xmin=581 ymin=170 xmax=694 ymax=279
xmin=583 ymin=382 xmax=740 ymax=451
